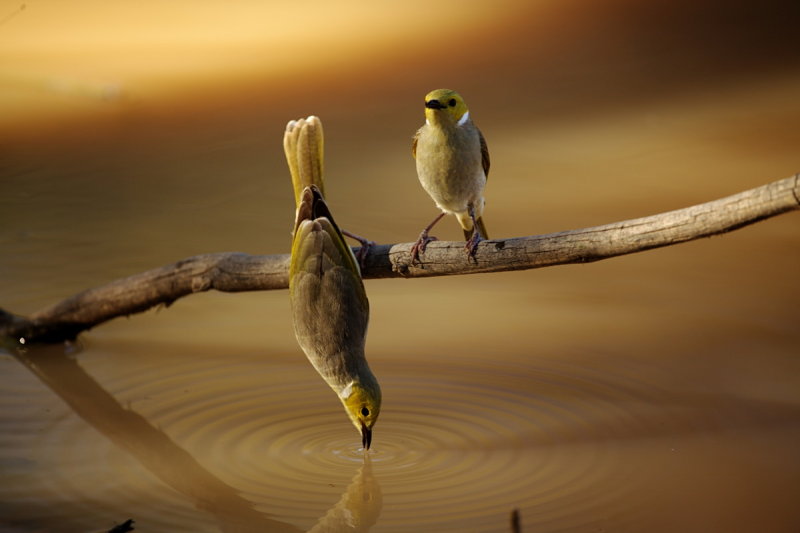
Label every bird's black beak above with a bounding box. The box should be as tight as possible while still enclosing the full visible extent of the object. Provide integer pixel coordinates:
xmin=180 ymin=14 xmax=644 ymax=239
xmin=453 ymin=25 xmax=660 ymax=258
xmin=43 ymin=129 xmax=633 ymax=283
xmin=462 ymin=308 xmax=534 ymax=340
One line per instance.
xmin=361 ymin=422 xmax=372 ymax=450
xmin=425 ymin=99 xmax=446 ymax=110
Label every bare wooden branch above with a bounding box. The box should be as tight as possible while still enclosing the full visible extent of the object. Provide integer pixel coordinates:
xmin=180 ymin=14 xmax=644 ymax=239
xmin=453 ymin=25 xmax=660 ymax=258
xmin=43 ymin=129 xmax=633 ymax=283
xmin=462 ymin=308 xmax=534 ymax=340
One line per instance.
xmin=379 ymin=173 xmax=800 ymax=277
xmin=1 ymin=253 xmax=290 ymax=343
xmin=1 ymin=175 xmax=797 ymax=344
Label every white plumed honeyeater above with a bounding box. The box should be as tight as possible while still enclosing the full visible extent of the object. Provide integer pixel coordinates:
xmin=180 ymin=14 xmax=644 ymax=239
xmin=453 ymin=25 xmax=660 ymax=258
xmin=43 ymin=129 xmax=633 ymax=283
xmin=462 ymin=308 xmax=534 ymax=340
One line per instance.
xmin=285 ymin=116 xmax=381 ymax=449
xmin=411 ymin=88 xmax=490 ymax=261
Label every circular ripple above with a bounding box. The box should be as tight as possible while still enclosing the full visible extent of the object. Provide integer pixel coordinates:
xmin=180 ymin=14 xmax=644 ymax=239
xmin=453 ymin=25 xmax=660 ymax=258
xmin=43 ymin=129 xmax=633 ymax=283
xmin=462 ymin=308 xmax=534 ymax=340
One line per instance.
xmin=116 ymin=355 xmax=676 ymax=529
xmin=2 ymin=344 xmax=720 ymax=531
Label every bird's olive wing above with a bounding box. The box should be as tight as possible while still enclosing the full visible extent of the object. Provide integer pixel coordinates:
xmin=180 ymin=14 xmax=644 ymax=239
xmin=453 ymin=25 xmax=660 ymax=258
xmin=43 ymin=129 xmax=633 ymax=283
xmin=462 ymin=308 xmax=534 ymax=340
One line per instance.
xmin=479 ymin=128 xmax=490 ymax=179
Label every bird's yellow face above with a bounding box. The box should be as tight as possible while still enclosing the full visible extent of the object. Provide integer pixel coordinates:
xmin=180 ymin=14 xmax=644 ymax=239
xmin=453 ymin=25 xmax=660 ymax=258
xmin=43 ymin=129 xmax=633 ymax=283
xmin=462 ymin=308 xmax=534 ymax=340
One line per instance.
xmin=423 ymin=88 xmax=469 ymax=125
xmin=342 ymin=382 xmax=381 ymax=450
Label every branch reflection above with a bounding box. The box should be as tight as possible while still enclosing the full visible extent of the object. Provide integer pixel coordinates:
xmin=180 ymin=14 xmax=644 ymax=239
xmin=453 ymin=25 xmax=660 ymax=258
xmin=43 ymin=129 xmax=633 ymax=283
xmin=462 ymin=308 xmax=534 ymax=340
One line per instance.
xmin=11 ymin=343 xmax=382 ymax=533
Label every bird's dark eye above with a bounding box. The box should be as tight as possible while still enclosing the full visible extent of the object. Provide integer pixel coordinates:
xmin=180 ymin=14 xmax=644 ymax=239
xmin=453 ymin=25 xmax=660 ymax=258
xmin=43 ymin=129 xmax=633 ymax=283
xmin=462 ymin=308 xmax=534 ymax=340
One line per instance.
xmin=361 ymin=407 xmax=370 ymax=417
xmin=448 ymin=99 xmax=456 ymax=107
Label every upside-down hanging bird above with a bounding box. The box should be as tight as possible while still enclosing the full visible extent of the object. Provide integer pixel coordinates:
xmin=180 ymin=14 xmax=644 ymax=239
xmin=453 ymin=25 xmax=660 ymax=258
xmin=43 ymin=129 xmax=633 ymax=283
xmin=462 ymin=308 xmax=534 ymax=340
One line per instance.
xmin=285 ymin=116 xmax=381 ymax=449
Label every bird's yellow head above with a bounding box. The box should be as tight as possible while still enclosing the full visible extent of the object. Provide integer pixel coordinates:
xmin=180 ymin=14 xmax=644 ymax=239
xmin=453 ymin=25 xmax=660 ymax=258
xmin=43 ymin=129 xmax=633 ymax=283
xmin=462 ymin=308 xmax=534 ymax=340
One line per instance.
xmin=341 ymin=380 xmax=382 ymax=450
xmin=423 ymin=88 xmax=469 ymax=125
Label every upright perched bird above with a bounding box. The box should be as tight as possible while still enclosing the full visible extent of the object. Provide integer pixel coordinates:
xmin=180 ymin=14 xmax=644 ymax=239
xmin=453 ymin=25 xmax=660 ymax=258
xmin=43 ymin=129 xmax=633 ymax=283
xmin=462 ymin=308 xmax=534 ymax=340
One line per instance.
xmin=411 ymin=88 xmax=490 ymax=262
xmin=286 ymin=117 xmax=381 ymax=449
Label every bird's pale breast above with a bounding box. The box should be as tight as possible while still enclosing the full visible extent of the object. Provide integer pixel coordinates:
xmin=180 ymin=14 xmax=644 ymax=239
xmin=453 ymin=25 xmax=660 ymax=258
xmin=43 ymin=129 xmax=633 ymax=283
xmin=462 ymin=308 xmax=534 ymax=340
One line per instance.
xmin=415 ymin=121 xmax=486 ymax=215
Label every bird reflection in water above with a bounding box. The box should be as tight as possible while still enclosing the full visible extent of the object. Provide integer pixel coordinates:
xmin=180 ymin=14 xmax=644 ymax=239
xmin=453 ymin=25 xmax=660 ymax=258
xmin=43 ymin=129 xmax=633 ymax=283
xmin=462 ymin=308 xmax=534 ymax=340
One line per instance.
xmin=9 ymin=342 xmax=382 ymax=533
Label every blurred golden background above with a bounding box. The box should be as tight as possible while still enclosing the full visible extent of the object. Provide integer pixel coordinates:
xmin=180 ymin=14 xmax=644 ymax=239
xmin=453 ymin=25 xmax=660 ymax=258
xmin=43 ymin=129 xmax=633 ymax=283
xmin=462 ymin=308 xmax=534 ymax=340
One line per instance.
xmin=1 ymin=1 xmax=799 ymax=531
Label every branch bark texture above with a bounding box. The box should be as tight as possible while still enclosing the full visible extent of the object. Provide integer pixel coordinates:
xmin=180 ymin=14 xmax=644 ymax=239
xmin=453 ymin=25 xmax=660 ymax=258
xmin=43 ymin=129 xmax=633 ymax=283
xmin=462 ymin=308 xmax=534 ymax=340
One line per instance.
xmin=2 ymin=175 xmax=798 ymax=343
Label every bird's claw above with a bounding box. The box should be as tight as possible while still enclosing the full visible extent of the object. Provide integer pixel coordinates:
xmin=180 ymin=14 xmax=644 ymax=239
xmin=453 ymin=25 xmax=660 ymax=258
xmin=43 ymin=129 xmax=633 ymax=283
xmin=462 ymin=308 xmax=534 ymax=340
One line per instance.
xmin=354 ymin=240 xmax=375 ymax=270
xmin=410 ymin=230 xmax=438 ymax=264
xmin=343 ymin=230 xmax=375 ymax=271
xmin=465 ymin=232 xmax=483 ymax=259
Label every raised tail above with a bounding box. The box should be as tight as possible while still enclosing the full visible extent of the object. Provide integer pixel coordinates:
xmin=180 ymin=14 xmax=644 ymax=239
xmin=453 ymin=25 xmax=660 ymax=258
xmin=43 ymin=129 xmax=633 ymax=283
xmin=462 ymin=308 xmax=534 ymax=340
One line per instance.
xmin=284 ymin=116 xmax=325 ymax=208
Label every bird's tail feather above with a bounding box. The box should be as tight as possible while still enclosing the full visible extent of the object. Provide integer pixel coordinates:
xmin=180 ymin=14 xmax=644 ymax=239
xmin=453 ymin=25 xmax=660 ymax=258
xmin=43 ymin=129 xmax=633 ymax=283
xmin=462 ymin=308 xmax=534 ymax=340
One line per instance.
xmin=463 ymin=217 xmax=489 ymax=241
xmin=286 ymin=115 xmax=360 ymax=277
xmin=476 ymin=217 xmax=489 ymax=240
xmin=284 ymin=116 xmax=324 ymax=207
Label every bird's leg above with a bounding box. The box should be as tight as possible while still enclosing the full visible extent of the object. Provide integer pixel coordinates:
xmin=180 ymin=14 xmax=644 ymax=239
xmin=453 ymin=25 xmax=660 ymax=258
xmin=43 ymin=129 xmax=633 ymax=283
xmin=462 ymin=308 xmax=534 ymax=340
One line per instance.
xmin=465 ymin=205 xmax=484 ymax=258
xmin=410 ymin=212 xmax=446 ymax=264
xmin=342 ymin=230 xmax=375 ymax=271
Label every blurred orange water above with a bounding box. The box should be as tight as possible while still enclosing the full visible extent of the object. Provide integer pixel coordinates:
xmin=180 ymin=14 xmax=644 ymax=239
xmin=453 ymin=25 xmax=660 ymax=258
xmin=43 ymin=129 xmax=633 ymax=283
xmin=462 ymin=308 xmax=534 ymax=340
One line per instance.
xmin=1 ymin=1 xmax=800 ymax=531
